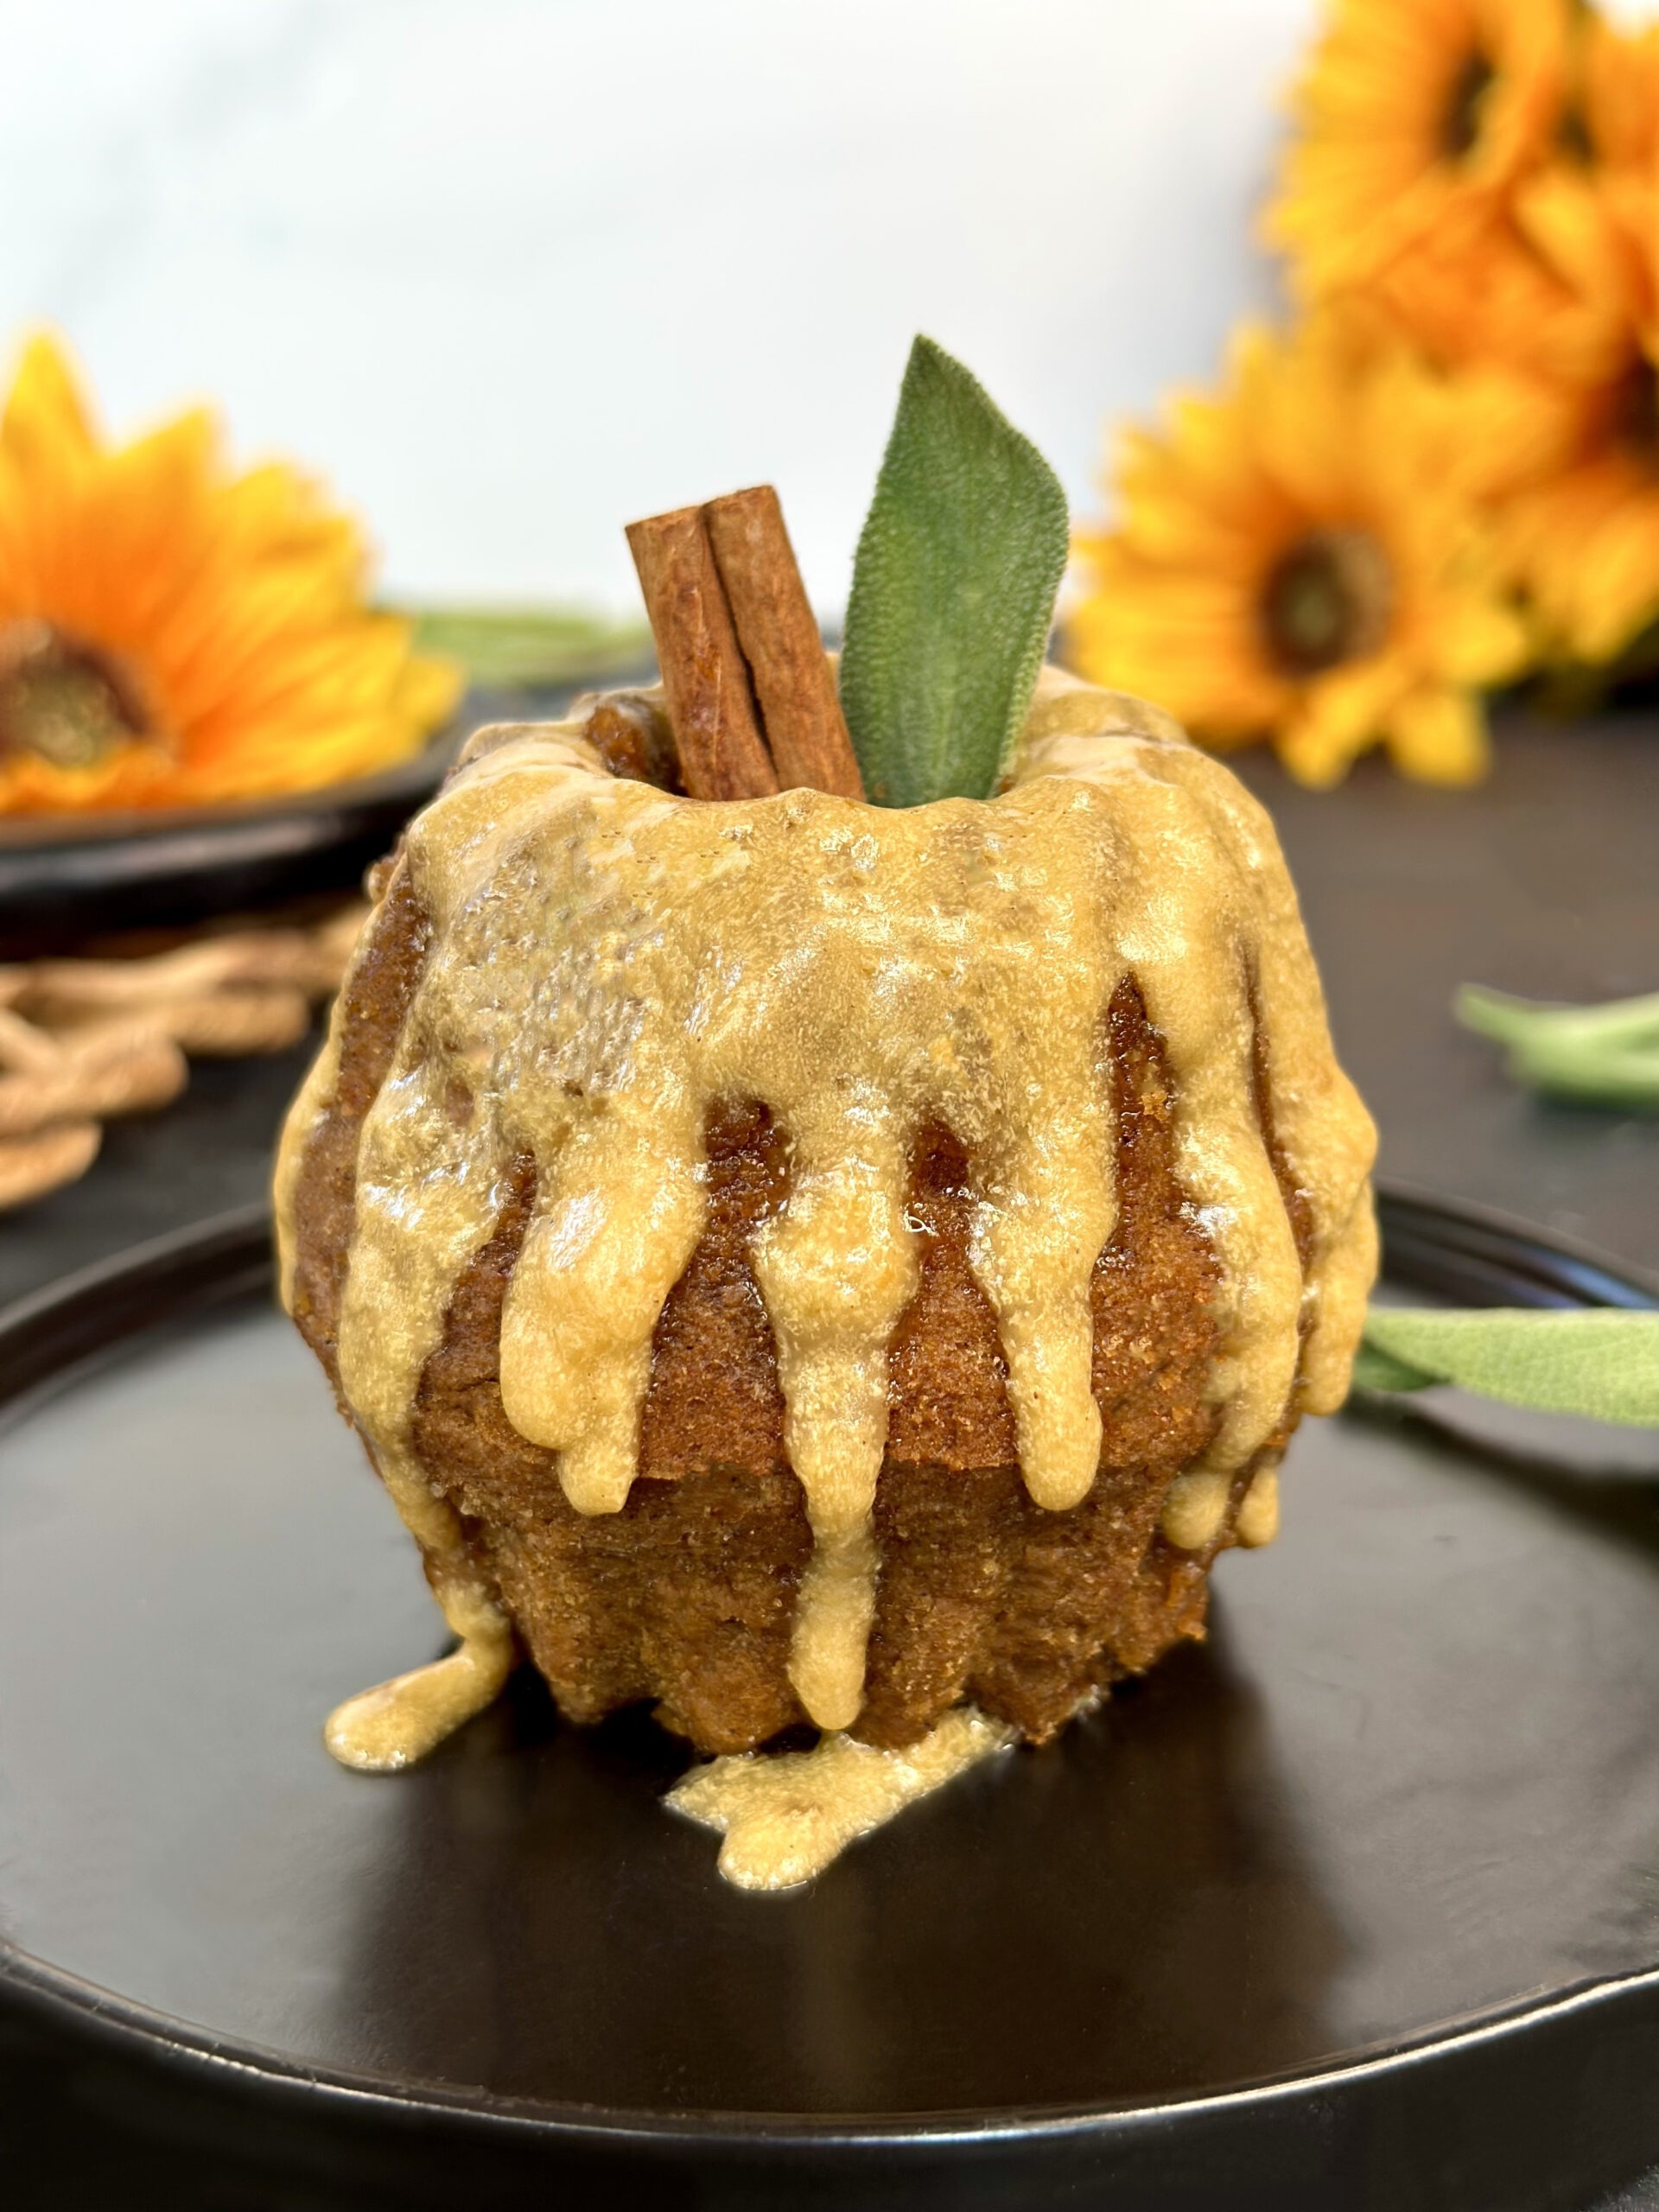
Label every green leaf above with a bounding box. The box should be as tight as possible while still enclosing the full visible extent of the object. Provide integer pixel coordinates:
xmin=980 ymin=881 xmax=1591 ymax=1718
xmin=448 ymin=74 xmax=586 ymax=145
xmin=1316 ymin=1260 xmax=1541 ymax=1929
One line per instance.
xmin=1456 ymin=984 xmax=1659 ymax=1111
xmin=1350 ymin=1340 xmax=1434 ymax=1395
xmin=839 ymin=335 xmax=1070 ymax=808
xmin=396 ymin=606 xmax=652 ymax=690
xmin=1357 ymin=1307 xmax=1659 ymax=1426
xmin=1458 ymin=983 xmax=1659 ymax=1052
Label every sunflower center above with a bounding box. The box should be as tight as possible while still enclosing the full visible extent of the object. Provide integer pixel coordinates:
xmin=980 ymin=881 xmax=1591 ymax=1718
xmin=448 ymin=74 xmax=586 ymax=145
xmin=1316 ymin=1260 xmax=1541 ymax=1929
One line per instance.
xmin=1261 ymin=529 xmax=1394 ymax=677
xmin=0 ymin=620 xmax=151 ymax=772
xmin=1613 ymin=357 xmax=1659 ymax=467
xmin=1442 ymin=50 xmax=1495 ymax=162
xmin=1556 ymin=100 xmax=1592 ymax=164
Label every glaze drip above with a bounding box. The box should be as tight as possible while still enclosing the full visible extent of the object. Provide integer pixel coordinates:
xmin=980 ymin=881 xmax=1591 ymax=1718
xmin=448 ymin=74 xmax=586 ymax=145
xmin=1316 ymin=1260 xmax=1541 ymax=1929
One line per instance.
xmin=276 ymin=667 xmax=1376 ymax=1756
xmin=671 ymin=1707 xmax=1017 ymax=1891
xmin=325 ymin=1628 xmax=515 ymax=1772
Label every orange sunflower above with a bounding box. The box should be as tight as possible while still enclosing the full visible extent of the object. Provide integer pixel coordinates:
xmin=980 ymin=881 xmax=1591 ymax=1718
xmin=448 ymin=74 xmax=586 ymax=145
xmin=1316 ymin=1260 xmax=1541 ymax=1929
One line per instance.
xmin=1264 ymin=0 xmax=1630 ymax=385
xmin=1067 ymin=320 xmax=1532 ymax=787
xmin=0 ymin=334 xmax=460 ymax=816
xmin=1567 ymin=6 xmax=1659 ymax=175
xmin=1357 ymin=199 xmax=1630 ymax=387
xmin=1491 ymin=21 xmax=1659 ymax=660
xmin=1265 ymin=0 xmax=1573 ymax=301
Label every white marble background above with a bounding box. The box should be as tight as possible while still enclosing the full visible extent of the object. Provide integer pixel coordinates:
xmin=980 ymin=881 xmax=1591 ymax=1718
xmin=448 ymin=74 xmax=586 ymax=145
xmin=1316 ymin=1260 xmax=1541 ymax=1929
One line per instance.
xmin=0 ymin=0 xmax=1322 ymax=613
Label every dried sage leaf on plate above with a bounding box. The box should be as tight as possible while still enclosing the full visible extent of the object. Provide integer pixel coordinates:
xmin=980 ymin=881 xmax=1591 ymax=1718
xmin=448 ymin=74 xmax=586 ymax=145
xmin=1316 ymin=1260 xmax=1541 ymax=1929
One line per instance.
xmin=1457 ymin=984 xmax=1659 ymax=1110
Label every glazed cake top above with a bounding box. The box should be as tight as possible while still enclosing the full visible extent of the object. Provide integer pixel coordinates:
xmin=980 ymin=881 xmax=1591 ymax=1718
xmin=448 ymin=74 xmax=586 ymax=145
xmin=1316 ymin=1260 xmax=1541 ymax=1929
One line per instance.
xmin=275 ymin=664 xmax=1377 ymax=1744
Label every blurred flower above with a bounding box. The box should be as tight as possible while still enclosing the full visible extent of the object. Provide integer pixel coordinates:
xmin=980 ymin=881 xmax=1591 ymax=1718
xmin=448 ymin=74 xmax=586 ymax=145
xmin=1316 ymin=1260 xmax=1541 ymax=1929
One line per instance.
xmin=1354 ymin=202 xmax=1627 ymax=386
xmin=1361 ymin=7 xmax=1656 ymax=392
xmin=1264 ymin=1 xmax=1650 ymax=393
xmin=0 ymin=334 xmax=459 ymax=816
xmin=1085 ymin=0 xmax=1659 ymax=782
xmin=1068 ymin=321 xmax=1531 ymax=787
xmin=1491 ymin=29 xmax=1659 ymax=659
xmin=1567 ymin=6 xmax=1659 ymax=173
xmin=1263 ymin=0 xmax=1635 ymax=390
xmin=1264 ymin=0 xmax=1574 ymax=303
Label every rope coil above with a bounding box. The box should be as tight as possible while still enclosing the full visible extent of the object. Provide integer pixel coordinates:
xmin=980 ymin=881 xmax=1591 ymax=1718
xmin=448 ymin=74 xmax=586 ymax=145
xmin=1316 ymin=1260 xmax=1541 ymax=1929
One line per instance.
xmin=0 ymin=904 xmax=364 ymax=1210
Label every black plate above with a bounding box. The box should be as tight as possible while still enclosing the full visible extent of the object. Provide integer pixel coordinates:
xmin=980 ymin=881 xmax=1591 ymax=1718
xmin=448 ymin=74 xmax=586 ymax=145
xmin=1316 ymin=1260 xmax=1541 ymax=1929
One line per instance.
xmin=2 ymin=1190 xmax=1658 ymax=2211
xmin=0 ymin=743 xmax=454 ymax=957
xmin=0 ymin=670 xmax=653 ymax=956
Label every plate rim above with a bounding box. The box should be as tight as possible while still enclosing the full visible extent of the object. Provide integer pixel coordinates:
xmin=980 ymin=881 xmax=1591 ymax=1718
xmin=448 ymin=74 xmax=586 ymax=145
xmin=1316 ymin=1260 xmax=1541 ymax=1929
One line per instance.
xmin=0 ymin=737 xmax=455 ymax=858
xmin=4 ymin=1937 xmax=1659 ymax=2155
xmin=2 ymin=1182 xmax=1657 ymax=2154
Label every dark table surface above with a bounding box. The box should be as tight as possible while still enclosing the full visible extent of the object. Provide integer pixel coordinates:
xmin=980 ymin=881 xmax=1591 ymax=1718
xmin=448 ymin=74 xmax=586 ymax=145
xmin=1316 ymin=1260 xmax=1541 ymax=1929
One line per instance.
xmin=4 ymin=702 xmax=1657 ymax=1310
xmin=3 ymin=702 xmax=1657 ymax=2212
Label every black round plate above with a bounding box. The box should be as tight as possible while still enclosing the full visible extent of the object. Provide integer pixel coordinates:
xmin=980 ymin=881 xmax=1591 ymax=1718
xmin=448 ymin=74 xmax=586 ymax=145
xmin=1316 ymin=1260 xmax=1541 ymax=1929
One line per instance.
xmin=2 ymin=1189 xmax=1658 ymax=2211
xmin=0 ymin=670 xmax=652 ymax=956
xmin=0 ymin=744 xmax=453 ymax=957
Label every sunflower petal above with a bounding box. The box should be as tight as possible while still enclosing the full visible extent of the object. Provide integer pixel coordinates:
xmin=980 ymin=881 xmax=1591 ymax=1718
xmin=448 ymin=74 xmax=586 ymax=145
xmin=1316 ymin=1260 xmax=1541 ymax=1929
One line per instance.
xmin=0 ymin=334 xmax=457 ymax=815
xmin=1384 ymin=684 xmax=1491 ymax=785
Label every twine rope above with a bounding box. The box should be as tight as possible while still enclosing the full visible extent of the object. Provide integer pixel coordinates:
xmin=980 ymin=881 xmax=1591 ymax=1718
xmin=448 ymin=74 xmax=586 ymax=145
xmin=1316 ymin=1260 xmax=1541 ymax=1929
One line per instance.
xmin=0 ymin=904 xmax=365 ymax=1211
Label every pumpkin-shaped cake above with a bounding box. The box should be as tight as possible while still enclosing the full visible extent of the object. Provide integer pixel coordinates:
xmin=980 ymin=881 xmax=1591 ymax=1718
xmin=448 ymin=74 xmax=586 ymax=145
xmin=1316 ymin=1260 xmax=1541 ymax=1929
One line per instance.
xmin=276 ymin=664 xmax=1376 ymax=1781
xmin=276 ymin=340 xmax=1378 ymax=1888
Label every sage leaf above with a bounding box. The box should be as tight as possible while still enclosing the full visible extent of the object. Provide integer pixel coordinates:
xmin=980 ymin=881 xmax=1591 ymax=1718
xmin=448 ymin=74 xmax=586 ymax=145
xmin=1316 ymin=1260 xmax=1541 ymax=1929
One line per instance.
xmin=1350 ymin=1340 xmax=1434 ymax=1395
xmin=839 ymin=335 xmax=1070 ymax=807
xmin=1356 ymin=1307 xmax=1659 ymax=1426
xmin=1456 ymin=984 xmax=1659 ymax=1110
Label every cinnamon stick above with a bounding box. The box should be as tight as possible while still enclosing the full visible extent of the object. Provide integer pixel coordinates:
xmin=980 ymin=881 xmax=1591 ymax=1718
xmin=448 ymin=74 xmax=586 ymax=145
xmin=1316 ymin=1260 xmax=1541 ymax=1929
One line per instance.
xmin=702 ymin=486 xmax=864 ymax=801
xmin=626 ymin=507 xmax=779 ymax=800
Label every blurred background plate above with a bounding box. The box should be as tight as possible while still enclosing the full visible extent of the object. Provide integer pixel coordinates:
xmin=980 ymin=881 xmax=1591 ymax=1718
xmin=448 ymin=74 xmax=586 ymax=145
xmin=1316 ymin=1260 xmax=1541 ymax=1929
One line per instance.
xmin=0 ymin=738 xmax=455 ymax=958
xmin=0 ymin=652 xmax=653 ymax=958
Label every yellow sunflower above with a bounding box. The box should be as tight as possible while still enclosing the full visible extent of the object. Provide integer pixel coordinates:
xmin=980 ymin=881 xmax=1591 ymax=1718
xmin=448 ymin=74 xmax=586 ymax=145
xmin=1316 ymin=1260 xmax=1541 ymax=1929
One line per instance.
xmin=1497 ymin=168 xmax=1659 ymax=658
xmin=0 ymin=334 xmax=459 ymax=816
xmin=1067 ymin=320 xmax=1532 ymax=788
xmin=1568 ymin=7 xmax=1659 ymax=175
xmin=1264 ymin=0 xmax=1573 ymax=302
xmin=1357 ymin=200 xmax=1629 ymax=387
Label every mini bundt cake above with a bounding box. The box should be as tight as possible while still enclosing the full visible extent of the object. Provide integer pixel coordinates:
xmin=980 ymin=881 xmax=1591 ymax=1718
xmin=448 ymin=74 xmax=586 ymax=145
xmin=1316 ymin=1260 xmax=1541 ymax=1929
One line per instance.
xmin=275 ymin=664 xmax=1377 ymax=1784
